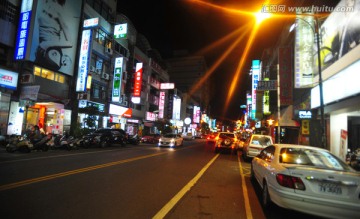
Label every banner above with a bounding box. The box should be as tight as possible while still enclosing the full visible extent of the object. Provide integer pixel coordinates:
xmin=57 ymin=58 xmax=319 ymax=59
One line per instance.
xmin=278 ymin=47 xmax=293 ymax=105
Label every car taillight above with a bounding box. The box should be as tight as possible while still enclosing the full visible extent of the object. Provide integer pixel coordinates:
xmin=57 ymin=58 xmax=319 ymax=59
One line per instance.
xmin=215 ymin=136 xmax=219 ymax=141
xmin=276 ymin=174 xmax=305 ymax=190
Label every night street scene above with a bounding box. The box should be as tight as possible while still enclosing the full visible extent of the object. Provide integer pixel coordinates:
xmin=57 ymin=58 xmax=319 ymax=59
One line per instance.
xmin=0 ymin=0 xmax=360 ymax=218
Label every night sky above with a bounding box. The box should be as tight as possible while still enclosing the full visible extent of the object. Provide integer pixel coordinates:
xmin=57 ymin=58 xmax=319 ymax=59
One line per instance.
xmin=116 ymin=0 xmax=328 ymax=122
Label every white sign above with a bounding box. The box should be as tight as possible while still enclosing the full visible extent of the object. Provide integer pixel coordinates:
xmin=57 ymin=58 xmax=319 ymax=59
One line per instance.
xmin=114 ymin=23 xmax=127 ymax=39
xmin=83 ymin=17 xmax=99 ymax=28
xmin=0 ymin=69 xmax=19 ymax=90
xmin=160 ymin=83 xmax=175 ymax=89
xmin=76 ymin=29 xmax=91 ymax=92
xmin=159 ymin=91 xmax=165 ymax=119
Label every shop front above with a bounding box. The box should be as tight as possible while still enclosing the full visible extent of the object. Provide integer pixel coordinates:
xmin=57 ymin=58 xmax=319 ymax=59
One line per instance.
xmin=0 ymin=68 xmax=19 ymax=135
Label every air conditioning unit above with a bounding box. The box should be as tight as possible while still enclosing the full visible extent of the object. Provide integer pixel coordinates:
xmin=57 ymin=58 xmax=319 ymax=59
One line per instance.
xmin=96 ymin=69 xmax=102 ymax=75
xmin=102 ymin=73 xmax=110 ymax=80
xmin=90 ymin=66 xmax=96 ymax=72
xmin=105 ymin=47 xmax=113 ymax=55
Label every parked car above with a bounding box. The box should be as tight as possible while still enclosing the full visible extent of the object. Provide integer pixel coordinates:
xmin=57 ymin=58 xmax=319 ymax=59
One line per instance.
xmin=81 ymin=128 xmax=127 ymax=148
xmin=183 ymin=133 xmax=195 ymax=140
xmin=141 ymin=134 xmax=161 ymax=144
xmin=213 ymin=132 xmax=238 ymax=154
xmin=242 ymin=134 xmax=273 ymax=161
xmin=251 ymin=144 xmax=360 ymax=219
xmin=158 ymin=133 xmax=184 ymax=147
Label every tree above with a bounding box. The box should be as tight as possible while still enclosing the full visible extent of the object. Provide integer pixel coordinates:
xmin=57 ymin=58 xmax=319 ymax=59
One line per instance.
xmin=154 ymin=119 xmax=172 ymax=134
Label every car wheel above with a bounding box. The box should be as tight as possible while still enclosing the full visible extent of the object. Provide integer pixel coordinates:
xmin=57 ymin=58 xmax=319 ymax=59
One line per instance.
xmin=262 ymin=182 xmax=272 ymax=208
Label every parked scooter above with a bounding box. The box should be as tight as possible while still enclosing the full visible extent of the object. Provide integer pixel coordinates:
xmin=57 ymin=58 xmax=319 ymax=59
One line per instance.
xmin=48 ymin=132 xmax=77 ymax=150
xmin=32 ymin=133 xmax=52 ymax=151
xmin=6 ymin=134 xmax=33 ymax=153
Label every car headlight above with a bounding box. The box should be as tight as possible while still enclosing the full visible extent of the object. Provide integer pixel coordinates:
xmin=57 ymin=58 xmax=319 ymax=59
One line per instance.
xmin=170 ymin=139 xmax=175 ymax=143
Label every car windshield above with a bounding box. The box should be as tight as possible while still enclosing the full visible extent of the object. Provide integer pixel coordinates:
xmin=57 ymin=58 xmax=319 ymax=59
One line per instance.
xmin=164 ymin=134 xmax=177 ymax=138
xmin=279 ymin=148 xmax=351 ymax=171
xmin=251 ymin=136 xmax=272 ymax=146
xmin=219 ymin=133 xmax=235 ymax=138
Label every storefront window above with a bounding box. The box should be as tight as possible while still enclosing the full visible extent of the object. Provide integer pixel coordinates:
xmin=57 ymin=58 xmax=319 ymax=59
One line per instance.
xmin=33 ymin=66 xmax=65 ymax=84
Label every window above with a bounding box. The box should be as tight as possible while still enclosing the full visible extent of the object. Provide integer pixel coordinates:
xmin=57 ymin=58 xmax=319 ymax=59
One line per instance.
xmin=33 ymin=66 xmax=65 ymax=84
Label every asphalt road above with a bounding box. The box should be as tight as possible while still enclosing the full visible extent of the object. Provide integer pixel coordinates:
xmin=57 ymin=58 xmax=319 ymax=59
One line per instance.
xmin=0 ymin=140 xmax=322 ymax=219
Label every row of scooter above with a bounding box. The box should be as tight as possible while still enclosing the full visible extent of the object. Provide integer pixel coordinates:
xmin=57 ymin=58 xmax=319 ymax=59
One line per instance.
xmin=5 ymin=132 xmax=80 ymax=153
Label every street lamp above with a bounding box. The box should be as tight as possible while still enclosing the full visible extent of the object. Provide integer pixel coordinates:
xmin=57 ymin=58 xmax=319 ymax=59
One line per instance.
xmin=290 ymin=15 xmax=327 ymax=148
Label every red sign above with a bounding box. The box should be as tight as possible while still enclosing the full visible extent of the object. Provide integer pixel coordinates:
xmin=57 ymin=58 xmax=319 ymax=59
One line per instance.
xmin=133 ymin=63 xmax=143 ymax=97
xmin=278 ymin=47 xmax=293 ymax=105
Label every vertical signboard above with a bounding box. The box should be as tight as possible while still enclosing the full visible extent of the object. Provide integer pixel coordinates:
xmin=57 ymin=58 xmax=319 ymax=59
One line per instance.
xmin=251 ymin=60 xmax=260 ymax=119
xmin=294 ymin=15 xmax=315 ymax=88
xmin=172 ymin=97 xmax=181 ymax=120
xmin=112 ymin=57 xmax=123 ymax=102
xmin=159 ymin=91 xmax=165 ymax=119
xmin=278 ymin=47 xmax=293 ymax=105
xmin=133 ymin=63 xmax=143 ymax=97
xmin=114 ymin=23 xmax=128 ymax=39
xmin=76 ymin=29 xmax=92 ymax=92
xmin=193 ymin=106 xmax=201 ymax=124
xmin=14 ymin=0 xmax=33 ymax=60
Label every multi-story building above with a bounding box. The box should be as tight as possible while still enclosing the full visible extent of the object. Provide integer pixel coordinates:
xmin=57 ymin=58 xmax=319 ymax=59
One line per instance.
xmin=0 ymin=0 xmax=210 ymax=137
xmin=165 ymin=51 xmax=210 ymax=133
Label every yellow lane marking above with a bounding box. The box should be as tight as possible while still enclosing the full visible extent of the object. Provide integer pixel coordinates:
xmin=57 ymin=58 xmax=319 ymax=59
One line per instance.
xmin=238 ymin=155 xmax=253 ymax=219
xmin=0 ymin=151 xmax=168 ymax=192
xmin=152 ymin=154 xmax=220 ymax=219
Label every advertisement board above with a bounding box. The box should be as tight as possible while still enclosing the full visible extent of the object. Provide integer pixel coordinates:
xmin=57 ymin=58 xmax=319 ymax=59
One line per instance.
xmin=76 ymin=29 xmax=92 ymax=92
xmin=28 ymin=0 xmax=81 ymax=75
xmin=0 ymin=69 xmax=19 ymax=90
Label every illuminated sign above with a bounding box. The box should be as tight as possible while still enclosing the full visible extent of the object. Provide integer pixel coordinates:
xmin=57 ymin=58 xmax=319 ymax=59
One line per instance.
xmin=160 ymin=83 xmax=175 ymax=89
xmin=251 ymin=60 xmax=260 ymax=119
xmin=133 ymin=63 xmax=143 ymax=97
xmin=14 ymin=0 xmax=33 ymax=60
xmin=83 ymin=18 xmax=99 ymax=28
xmin=299 ymin=110 xmax=312 ymax=119
xmin=263 ymin=91 xmax=270 ymax=115
xmin=76 ymin=29 xmax=92 ymax=92
xmin=193 ymin=106 xmax=201 ymax=124
xmin=257 ymin=80 xmax=277 ymax=91
xmin=0 ymin=69 xmax=19 ymax=90
xmin=146 ymin=112 xmax=156 ymax=121
xmin=159 ymin=91 xmax=165 ymax=119
xmin=112 ymin=57 xmax=123 ymax=102
xmin=294 ymin=15 xmax=315 ymax=88
xmin=114 ymin=23 xmax=127 ymax=39
xmin=109 ymin=104 xmax=132 ymax=117
xmin=172 ymin=97 xmax=181 ymax=120
xmin=78 ymin=100 xmax=105 ymax=112
xmin=311 ymin=59 xmax=360 ymax=108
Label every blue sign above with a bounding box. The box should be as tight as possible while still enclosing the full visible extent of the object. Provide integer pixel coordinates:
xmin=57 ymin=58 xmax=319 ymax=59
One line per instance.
xmin=14 ymin=10 xmax=32 ymax=60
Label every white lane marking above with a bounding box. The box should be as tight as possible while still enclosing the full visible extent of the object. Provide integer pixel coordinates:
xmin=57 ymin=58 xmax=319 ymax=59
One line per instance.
xmin=152 ymin=154 xmax=220 ymax=219
xmin=238 ymin=155 xmax=253 ymax=219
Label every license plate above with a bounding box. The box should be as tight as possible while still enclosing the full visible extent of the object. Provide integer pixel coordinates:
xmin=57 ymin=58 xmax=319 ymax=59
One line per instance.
xmin=319 ymin=183 xmax=342 ymax=195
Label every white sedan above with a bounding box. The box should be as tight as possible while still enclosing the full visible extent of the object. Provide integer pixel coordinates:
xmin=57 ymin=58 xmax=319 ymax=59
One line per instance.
xmin=251 ymin=144 xmax=360 ymax=219
xmin=158 ymin=134 xmax=184 ymax=147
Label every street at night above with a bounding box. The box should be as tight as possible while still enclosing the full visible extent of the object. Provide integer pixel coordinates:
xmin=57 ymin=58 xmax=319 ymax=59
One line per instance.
xmin=0 ymin=140 xmax=323 ymax=219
